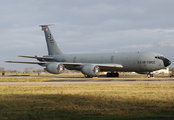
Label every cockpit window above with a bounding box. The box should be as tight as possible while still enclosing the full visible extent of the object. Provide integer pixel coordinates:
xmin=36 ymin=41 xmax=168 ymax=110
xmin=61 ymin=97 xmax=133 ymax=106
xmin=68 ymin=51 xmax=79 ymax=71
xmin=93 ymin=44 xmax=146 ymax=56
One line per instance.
xmin=160 ymin=56 xmax=164 ymax=59
xmin=155 ymin=56 xmax=165 ymax=60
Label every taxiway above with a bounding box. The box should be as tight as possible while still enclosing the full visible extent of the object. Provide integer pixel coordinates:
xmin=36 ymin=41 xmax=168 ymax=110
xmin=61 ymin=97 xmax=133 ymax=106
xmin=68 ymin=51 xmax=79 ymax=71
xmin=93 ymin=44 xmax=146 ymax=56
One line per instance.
xmin=0 ymin=76 xmax=174 ymax=85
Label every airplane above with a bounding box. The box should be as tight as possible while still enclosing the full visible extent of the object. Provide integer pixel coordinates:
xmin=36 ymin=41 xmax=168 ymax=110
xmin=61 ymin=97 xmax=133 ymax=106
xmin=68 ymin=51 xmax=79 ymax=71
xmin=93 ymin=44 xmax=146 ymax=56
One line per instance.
xmin=6 ymin=25 xmax=171 ymax=78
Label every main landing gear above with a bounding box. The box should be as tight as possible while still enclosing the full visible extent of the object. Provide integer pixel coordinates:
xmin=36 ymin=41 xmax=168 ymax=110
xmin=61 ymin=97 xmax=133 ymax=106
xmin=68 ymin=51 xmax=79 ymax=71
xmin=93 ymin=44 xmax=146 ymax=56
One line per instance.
xmin=147 ymin=72 xmax=154 ymax=78
xmin=84 ymin=75 xmax=93 ymax=78
xmin=106 ymin=72 xmax=119 ymax=77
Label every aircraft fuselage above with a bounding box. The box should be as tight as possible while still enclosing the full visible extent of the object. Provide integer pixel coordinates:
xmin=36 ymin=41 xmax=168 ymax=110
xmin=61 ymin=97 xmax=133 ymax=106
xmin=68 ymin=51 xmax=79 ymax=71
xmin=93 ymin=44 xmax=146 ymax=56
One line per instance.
xmin=44 ymin=51 xmax=169 ymax=73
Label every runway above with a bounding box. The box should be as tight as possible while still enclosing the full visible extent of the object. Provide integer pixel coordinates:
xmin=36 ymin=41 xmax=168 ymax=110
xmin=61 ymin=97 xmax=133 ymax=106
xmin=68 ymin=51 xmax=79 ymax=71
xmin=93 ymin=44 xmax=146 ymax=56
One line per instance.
xmin=0 ymin=76 xmax=174 ymax=85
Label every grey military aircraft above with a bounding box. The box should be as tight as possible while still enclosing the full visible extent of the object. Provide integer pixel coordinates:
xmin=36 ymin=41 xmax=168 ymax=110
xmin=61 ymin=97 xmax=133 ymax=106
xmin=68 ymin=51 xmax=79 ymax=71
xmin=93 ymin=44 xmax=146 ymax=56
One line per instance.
xmin=6 ymin=25 xmax=171 ymax=78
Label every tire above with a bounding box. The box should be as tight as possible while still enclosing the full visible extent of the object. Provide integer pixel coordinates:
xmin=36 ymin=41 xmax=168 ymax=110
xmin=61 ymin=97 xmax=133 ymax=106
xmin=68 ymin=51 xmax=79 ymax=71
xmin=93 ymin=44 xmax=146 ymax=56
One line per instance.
xmin=107 ymin=73 xmax=119 ymax=77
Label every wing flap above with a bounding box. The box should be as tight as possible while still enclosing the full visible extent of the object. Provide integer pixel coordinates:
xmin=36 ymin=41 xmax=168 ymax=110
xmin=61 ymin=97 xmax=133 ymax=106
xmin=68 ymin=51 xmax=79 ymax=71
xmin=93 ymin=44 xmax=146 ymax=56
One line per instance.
xmin=55 ymin=63 xmax=123 ymax=68
xmin=97 ymin=64 xmax=123 ymax=68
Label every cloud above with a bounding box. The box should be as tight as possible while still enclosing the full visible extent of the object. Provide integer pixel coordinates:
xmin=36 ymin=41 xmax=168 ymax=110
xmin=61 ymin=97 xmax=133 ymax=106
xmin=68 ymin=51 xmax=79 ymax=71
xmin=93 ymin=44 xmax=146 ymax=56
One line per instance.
xmin=159 ymin=39 xmax=174 ymax=47
xmin=1 ymin=0 xmax=174 ymax=70
xmin=121 ymin=44 xmax=153 ymax=49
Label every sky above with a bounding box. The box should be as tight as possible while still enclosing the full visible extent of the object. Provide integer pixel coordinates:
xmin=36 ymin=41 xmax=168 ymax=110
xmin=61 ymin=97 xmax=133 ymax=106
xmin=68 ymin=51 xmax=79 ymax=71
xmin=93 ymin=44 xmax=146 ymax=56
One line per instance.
xmin=0 ymin=0 xmax=174 ymax=71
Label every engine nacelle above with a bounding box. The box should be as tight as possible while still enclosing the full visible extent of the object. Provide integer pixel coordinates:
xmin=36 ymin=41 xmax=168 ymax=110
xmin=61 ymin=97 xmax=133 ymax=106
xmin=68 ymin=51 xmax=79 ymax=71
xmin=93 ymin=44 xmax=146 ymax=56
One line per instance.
xmin=46 ymin=63 xmax=64 ymax=74
xmin=81 ymin=65 xmax=100 ymax=77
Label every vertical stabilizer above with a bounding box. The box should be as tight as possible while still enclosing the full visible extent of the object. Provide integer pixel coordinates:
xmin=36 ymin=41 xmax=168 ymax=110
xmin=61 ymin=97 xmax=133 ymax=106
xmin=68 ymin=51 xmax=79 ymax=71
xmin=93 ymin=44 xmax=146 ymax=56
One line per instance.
xmin=40 ymin=25 xmax=64 ymax=55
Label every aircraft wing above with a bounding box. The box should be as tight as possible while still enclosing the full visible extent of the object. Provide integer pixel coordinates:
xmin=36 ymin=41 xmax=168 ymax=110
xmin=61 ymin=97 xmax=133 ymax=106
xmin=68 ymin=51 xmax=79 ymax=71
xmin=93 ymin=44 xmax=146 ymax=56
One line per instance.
xmin=62 ymin=63 xmax=123 ymax=68
xmin=6 ymin=61 xmax=123 ymax=70
xmin=95 ymin=64 xmax=123 ymax=71
xmin=61 ymin=63 xmax=123 ymax=71
xmin=19 ymin=55 xmax=54 ymax=60
xmin=96 ymin=64 xmax=123 ymax=68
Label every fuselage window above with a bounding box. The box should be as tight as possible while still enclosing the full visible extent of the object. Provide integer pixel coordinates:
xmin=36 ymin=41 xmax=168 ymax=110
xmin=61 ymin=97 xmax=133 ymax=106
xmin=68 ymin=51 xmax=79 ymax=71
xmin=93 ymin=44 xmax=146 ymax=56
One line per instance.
xmin=155 ymin=56 xmax=165 ymax=60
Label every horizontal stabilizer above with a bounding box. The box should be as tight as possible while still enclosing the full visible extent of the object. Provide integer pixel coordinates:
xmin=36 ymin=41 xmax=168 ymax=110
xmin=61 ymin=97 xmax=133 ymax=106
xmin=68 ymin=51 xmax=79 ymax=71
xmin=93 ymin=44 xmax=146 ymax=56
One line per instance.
xmin=6 ymin=61 xmax=48 ymax=66
xmin=39 ymin=24 xmax=54 ymax=27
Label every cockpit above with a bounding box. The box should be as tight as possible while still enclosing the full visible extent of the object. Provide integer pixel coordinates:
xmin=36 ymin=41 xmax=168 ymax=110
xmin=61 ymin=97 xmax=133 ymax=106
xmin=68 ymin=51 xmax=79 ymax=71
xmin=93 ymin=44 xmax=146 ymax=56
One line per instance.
xmin=155 ymin=55 xmax=171 ymax=67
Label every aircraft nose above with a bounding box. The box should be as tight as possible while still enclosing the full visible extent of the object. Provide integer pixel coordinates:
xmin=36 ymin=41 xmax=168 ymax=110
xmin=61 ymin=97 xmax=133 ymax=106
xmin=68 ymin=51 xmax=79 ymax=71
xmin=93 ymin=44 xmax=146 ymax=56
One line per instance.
xmin=162 ymin=58 xmax=171 ymax=67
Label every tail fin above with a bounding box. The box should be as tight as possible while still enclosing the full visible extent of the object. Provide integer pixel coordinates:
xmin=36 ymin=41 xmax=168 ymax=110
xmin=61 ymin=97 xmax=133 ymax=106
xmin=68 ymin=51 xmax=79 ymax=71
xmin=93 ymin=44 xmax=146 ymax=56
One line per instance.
xmin=40 ymin=25 xmax=64 ymax=55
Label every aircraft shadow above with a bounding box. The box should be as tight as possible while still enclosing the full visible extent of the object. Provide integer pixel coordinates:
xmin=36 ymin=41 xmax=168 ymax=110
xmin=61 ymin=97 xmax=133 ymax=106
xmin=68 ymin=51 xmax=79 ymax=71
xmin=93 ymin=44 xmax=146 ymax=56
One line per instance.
xmin=0 ymin=94 xmax=173 ymax=119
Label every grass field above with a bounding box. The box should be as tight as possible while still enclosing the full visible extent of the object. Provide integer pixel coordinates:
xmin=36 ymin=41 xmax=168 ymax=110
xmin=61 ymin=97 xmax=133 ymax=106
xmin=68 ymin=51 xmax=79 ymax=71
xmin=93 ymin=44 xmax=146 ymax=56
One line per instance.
xmin=0 ymin=77 xmax=54 ymax=82
xmin=0 ymin=73 xmax=84 ymax=77
xmin=0 ymin=83 xmax=174 ymax=120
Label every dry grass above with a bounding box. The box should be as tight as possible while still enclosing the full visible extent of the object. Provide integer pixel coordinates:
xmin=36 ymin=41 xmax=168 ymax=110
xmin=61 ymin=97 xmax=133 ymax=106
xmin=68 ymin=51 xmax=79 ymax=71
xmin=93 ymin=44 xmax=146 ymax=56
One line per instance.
xmin=0 ymin=83 xmax=174 ymax=119
xmin=0 ymin=78 xmax=53 ymax=82
xmin=0 ymin=72 xmax=84 ymax=77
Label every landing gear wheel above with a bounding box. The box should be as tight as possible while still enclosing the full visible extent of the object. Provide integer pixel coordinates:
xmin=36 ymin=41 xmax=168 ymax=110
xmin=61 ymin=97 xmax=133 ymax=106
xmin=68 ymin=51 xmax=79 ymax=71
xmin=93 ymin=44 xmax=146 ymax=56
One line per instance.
xmin=116 ymin=72 xmax=119 ymax=77
xmin=84 ymin=75 xmax=92 ymax=78
xmin=106 ymin=72 xmax=119 ymax=77
xmin=147 ymin=73 xmax=153 ymax=78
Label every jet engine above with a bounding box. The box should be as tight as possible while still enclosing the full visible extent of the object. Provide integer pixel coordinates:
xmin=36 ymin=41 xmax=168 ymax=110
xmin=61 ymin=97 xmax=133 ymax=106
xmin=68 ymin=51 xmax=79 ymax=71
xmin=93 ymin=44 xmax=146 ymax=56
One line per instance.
xmin=46 ymin=63 xmax=64 ymax=74
xmin=81 ymin=65 xmax=100 ymax=77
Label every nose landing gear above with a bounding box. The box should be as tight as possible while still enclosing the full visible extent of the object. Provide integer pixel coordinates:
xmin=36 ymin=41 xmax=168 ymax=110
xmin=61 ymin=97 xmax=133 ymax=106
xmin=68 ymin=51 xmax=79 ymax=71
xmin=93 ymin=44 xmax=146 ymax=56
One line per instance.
xmin=147 ymin=72 xmax=154 ymax=78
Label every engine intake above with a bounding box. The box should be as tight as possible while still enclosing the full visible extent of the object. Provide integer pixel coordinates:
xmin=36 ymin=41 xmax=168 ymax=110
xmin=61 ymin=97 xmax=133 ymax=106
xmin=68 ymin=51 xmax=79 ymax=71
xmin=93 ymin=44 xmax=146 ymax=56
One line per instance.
xmin=46 ymin=63 xmax=64 ymax=74
xmin=81 ymin=65 xmax=100 ymax=77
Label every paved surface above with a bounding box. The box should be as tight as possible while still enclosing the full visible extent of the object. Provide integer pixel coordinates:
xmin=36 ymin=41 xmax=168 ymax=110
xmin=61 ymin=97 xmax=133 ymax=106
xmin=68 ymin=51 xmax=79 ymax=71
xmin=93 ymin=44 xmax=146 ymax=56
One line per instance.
xmin=0 ymin=76 xmax=174 ymax=85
